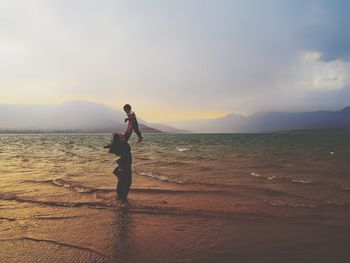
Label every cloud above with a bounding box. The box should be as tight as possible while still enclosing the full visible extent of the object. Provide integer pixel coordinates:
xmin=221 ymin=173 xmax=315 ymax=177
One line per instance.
xmin=302 ymin=51 xmax=323 ymax=62
xmin=215 ymin=50 xmax=350 ymax=116
xmin=0 ymin=1 xmax=349 ymax=121
xmin=293 ymin=51 xmax=350 ymax=91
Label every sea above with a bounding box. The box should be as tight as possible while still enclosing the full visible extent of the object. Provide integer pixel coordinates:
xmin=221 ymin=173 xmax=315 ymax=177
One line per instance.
xmin=0 ymin=132 xmax=350 ymax=262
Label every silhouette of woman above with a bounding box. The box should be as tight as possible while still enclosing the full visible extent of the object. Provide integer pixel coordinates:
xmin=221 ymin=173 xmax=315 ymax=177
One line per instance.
xmin=104 ymin=133 xmax=132 ymax=200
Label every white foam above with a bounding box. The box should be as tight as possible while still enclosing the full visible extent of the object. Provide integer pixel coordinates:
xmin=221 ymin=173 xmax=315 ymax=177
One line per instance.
xmin=268 ymin=200 xmax=318 ymax=208
xmin=52 ymin=179 xmax=94 ymax=193
xmin=176 ymin=147 xmax=190 ymax=152
xmin=250 ymin=172 xmax=263 ymax=178
xmin=291 ymin=179 xmax=311 ymax=184
xmin=326 ymin=200 xmax=344 ymax=206
xmin=137 ymin=170 xmax=185 ymax=184
xmin=267 ymin=176 xmax=277 ymax=180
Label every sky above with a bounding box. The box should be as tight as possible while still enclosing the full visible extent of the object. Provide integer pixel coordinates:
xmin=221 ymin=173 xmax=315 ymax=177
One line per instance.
xmin=1 ymin=0 xmax=349 ymax=122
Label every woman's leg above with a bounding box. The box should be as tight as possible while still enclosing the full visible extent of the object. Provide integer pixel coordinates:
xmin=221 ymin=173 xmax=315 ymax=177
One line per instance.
xmin=116 ymin=168 xmax=132 ymax=200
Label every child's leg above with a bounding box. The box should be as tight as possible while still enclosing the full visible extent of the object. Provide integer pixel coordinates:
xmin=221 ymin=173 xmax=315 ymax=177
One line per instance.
xmin=133 ymin=125 xmax=143 ymax=141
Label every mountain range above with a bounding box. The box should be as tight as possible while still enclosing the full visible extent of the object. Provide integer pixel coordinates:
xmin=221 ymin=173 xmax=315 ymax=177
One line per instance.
xmin=167 ymin=106 xmax=350 ymax=132
xmin=0 ymin=101 xmax=349 ymax=133
xmin=0 ymin=101 xmax=161 ymax=133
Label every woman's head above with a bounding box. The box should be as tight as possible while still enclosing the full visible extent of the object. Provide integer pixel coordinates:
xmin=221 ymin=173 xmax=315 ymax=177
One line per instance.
xmin=113 ymin=133 xmax=124 ymax=142
xmin=109 ymin=133 xmax=125 ymax=155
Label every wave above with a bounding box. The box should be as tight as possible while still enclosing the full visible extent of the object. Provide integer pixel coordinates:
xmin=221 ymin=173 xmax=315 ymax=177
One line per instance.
xmin=136 ymin=170 xmax=186 ymax=184
xmin=0 ymin=192 xmax=304 ymax=223
xmin=2 ymin=190 xmax=348 ymax=224
xmin=20 ymin=178 xmax=300 ymax=201
xmin=21 ymin=179 xmax=113 ymax=194
xmin=325 ymin=200 xmax=350 ymax=207
xmin=0 ymin=192 xmax=253 ymax=220
xmin=52 ymin=179 xmax=97 ymax=193
xmin=290 ymin=179 xmax=312 ymax=184
xmin=250 ymin=172 xmax=276 ymax=181
xmin=267 ymin=200 xmax=319 ymax=208
xmin=0 ymin=193 xmax=114 ymax=209
xmin=267 ymin=199 xmax=350 ymax=209
xmin=22 ymin=178 xmax=229 ymax=196
xmin=176 ymin=147 xmax=190 ymax=152
xmin=131 ymin=187 xmax=240 ymax=196
xmin=250 ymin=172 xmax=314 ymax=185
xmin=135 ymin=170 xmax=309 ymax=200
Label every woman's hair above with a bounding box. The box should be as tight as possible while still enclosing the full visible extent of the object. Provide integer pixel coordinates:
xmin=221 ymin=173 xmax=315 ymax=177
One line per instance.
xmin=108 ymin=133 xmax=125 ymax=155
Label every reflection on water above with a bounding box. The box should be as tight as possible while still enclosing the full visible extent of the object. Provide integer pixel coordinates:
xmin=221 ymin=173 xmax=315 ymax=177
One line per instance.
xmin=112 ymin=204 xmax=133 ymax=263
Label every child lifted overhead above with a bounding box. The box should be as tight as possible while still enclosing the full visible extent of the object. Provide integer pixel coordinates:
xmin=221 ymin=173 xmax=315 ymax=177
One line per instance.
xmin=123 ymin=104 xmax=143 ymax=143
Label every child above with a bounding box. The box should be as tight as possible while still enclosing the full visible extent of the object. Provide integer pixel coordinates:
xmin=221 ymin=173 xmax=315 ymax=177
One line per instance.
xmin=104 ymin=133 xmax=132 ymax=200
xmin=123 ymin=104 xmax=143 ymax=143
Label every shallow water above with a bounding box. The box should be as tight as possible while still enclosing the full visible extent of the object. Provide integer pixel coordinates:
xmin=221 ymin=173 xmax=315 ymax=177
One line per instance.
xmin=1 ymin=132 xmax=350 ymax=262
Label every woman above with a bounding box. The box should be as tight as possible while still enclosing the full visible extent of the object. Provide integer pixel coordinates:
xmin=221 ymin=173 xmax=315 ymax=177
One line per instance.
xmin=105 ymin=133 xmax=132 ymax=200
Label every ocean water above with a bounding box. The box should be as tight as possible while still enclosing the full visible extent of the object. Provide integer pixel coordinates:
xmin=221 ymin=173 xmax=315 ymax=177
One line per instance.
xmin=1 ymin=132 xmax=350 ymax=262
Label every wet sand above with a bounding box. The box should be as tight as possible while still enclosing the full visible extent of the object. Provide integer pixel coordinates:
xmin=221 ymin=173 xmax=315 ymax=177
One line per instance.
xmin=1 ymin=189 xmax=350 ymax=263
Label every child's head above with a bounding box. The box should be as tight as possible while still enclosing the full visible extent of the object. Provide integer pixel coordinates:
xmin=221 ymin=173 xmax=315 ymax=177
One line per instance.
xmin=123 ymin=104 xmax=131 ymax=113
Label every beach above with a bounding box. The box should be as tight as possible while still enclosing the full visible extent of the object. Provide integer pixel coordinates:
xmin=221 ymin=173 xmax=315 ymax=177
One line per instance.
xmin=1 ymin=132 xmax=350 ymax=262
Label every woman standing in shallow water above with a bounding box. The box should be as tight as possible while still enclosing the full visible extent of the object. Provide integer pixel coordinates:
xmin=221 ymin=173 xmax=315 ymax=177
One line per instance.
xmin=104 ymin=133 xmax=132 ymax=200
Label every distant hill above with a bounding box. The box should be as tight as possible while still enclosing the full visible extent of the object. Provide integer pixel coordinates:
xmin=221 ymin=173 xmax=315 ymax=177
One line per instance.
xmin=167 ymin=106 xmax=350 ymax=133
xmin=0 ymin=101 xmax=162 ymax=133
xmin=148 ymin=123 xmax=188 ymax=133
xmin=2 ymin=102 xmax=349 ymax=133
